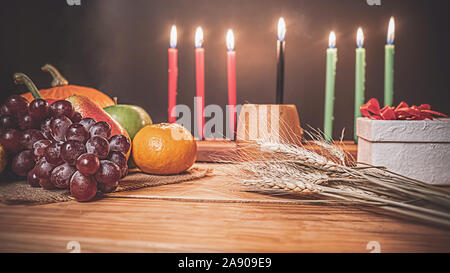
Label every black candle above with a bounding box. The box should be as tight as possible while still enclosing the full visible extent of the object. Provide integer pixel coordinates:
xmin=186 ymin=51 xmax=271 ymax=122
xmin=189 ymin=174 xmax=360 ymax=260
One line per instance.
xmin=276 ymin=17 xmax=286 ymax=104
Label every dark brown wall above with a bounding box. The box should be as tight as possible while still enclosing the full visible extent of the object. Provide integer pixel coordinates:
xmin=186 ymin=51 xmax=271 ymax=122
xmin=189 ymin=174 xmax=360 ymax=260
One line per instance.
xmin=1 ymin=0 xmax=449 ymax=139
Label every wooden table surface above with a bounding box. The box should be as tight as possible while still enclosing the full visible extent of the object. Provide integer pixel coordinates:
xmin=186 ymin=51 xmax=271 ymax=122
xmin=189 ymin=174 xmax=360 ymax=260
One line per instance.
xmin=0 ymin=163 xmax=449 ymax=253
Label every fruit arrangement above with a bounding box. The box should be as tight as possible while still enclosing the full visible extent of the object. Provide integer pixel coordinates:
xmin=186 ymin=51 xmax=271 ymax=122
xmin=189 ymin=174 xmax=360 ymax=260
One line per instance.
xmin=1 ymin=68 xmax=197 ymax=203
xmin=0 ymin=73 xmax=130 ymax=202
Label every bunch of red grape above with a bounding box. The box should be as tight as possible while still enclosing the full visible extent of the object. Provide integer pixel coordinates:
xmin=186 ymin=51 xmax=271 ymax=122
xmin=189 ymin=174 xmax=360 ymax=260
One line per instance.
xmin=0 ymin=95 xmax=130 ymax=202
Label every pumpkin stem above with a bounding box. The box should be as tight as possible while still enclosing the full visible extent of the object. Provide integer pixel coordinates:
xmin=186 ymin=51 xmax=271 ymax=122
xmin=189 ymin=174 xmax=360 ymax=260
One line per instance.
xmin=41 ymin=64 xmax=69 ymax=87
xmin=13 ymin=73 xmax=43 ymax=99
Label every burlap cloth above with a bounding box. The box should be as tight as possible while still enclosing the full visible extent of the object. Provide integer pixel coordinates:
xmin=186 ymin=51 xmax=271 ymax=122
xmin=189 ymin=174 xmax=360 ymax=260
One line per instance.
xmin=0 ymin=167 xmax=212 ymax=205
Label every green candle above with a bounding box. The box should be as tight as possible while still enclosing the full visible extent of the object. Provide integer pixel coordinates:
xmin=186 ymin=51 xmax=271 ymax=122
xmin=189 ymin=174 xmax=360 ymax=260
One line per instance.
xmin=324 ymin=31 xmax=337 ymax=142
xmin=354 ymin=28 xmax=366 ymax=142
xmin=384 ymin=17 xmax=395 ymax=106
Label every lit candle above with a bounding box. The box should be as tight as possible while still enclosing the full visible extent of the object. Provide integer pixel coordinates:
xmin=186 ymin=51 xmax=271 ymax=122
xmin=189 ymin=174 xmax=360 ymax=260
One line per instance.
xmin=195 ymin=27 xmax=205 ymax=139
xmin=226 ymin=29 xmax=237 ymax=138
xmin=323 ymin=31 xmax=337 ymax=142
xmin=168 ymin=25 xmax=178 ymax=123
xmin=354 ymin=27 xmax=366 ymax=142
xmin=276 ymin=17 xmax=286 ymax=104
xmin=384 ymin=17 xmax=395 ymax=106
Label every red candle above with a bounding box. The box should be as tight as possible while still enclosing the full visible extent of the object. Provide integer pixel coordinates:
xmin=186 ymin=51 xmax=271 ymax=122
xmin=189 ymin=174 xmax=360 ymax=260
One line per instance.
xmin=195 ymin=27 xmax=205 ymax=139
xmin=226 ymin=29 xmax=237 ymax=138
xmin=168 ymin=25 xmax=178 ymax=123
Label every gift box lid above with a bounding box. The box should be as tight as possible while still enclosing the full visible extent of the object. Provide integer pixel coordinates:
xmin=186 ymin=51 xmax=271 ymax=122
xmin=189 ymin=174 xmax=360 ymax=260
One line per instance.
xmin=356 ymin=117 xmax=450 ymax=142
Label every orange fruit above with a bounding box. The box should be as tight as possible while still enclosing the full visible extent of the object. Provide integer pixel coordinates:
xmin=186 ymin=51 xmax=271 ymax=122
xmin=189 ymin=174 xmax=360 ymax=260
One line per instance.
xmin=132 ymin=123 xmax=197 ymax=175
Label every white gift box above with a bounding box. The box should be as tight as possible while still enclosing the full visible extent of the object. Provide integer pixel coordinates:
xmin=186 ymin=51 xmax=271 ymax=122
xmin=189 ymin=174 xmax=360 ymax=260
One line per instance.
xmin=356 ymin=117 xmax=450 ymax=185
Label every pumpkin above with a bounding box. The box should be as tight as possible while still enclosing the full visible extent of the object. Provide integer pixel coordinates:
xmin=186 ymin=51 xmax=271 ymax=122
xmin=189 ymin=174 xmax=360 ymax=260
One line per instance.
xmin=20 ymin=64 xmax=116 ymax=108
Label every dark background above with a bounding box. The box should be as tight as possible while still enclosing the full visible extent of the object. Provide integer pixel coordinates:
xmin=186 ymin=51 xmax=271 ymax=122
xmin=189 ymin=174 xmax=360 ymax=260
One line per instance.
xmin=1 ymin=0 xmax=449 ymax=140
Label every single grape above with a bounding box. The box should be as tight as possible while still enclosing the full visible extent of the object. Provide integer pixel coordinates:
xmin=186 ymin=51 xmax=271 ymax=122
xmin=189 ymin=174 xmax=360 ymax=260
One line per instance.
xmin=12 ymin=150 xmax=36 ymax=177
xmin=50 ymin=115 xmax=72 ymax=142
xmin=85 ymin=136 xmax=110 ymax=159
xmin=32 ymin=139 xmax=52 ymax=160
xmin=18 ymin=113 xmax=38 ymax=130
xmin=40 ymin=116 xmax=54 ymax=140
xmin=20 ymin=129 xmax=45 ymax=150
xmin=79 ymin=118 xmax=96 ymax=131
xmin=4 ymin=95 xmax=28 ymax=116
xmin=65 ymin=123 xmax=89 ymax=143
xmin=0 ymin=129 xmax=22 ymax=154
xmin=29 ymin=99 xmax=49 ymax=122
xmin=70 ymin=171 xmax=98 ymax=202
xmin=0 ymin=115 xmax=18 ymax=129
xmin=34 ymin=158 xmax=56 ymax=180
xmin=109 ymin=135 xmax=131 ymax=155
xmin=95 ymin=160 xmax=121 ymax=185
xmin=44 ymin=141 xmax=64 ymax=165
xmin=39 ymin=178 xmax=56 ymax=190
xmin=61 ymin=140 xmax=86 ymax=165
xmin=75 ymin=153 xmax=100 ymax=175
xmin=89 ymin=121 xmax=111 ymax=139
xmin=27 ymin=168 xmax=41 ymax=188
xmin=108 ymin=151 xmax=128 ymax=178
xmin=0 ymin=104 xmax=11 ymax=116
xmin=51 ymin=163 xmax=77 ymax=189
xmin=98 ymin=181 xmax=118 ymax=193
xmin=71 ymin=112 xmax=82 ymax=123
xmin=50 ymin=100 xmax=74 ymax=118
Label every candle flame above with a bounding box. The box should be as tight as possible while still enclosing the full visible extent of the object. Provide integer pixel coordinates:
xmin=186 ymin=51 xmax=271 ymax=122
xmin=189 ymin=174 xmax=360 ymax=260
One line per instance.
xmin=356 ymin=27 xmax=364 ymax=48
xmin=387 ymin=17 xmax=395 ymax=44
xmin=277 ymin=17 xmax=286 ymax=41
xmin=226 ymin=29 xmax=235 ymax=51
xmin=195 ymin=27 xmax=204 ymax=48
xmin=329 ymin=31 xmax=336 ymax=48
xmin=170 ymin=25 xmax=177 ymax=48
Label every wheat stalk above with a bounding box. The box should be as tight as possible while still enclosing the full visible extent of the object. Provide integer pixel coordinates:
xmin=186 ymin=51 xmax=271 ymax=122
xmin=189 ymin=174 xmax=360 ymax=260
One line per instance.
xmin=218 ymin=122 xmax=450 ymax=228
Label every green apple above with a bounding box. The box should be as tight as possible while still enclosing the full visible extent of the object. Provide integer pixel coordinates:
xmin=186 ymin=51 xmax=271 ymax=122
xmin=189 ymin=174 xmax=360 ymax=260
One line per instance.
xmin=104 ymin=104 xmax=152 ymax=169
xmin=104 ymin=104 xmax=152 ymax=140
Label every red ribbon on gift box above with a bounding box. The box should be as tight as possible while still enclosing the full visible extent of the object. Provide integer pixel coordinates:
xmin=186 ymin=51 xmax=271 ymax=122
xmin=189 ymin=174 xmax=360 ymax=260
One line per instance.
xmin=360 ymin=98 xmax=448 ymax=120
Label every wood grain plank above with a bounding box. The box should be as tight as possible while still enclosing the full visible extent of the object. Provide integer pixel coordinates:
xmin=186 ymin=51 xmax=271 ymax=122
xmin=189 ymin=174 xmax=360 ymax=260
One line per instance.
xmin=0 ymin=198 xmax=448 ymax=253
xmin=0 ymin=163 xmax=448 ymax=253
